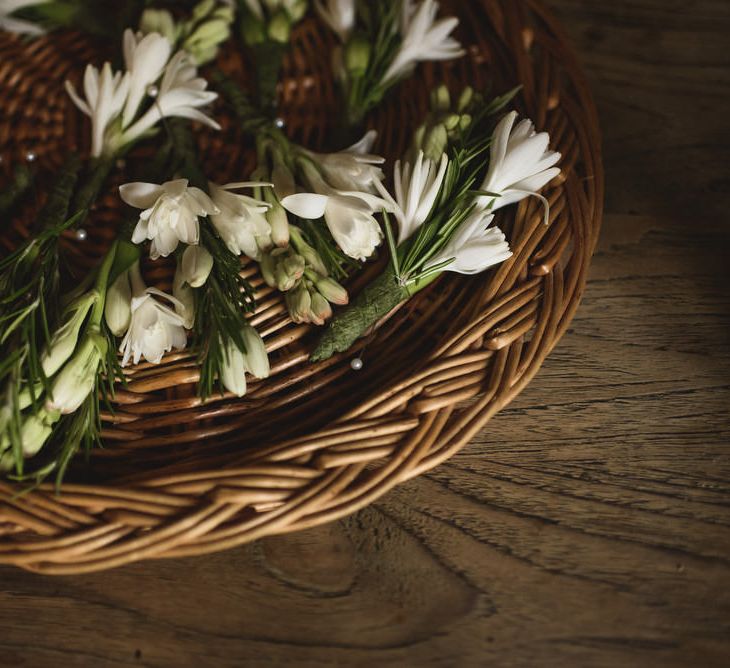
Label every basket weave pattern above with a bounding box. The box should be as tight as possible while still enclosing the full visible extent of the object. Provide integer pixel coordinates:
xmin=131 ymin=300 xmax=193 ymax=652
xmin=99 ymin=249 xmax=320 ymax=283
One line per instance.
xmin=0 ymin=0 xmax=602 ymax=573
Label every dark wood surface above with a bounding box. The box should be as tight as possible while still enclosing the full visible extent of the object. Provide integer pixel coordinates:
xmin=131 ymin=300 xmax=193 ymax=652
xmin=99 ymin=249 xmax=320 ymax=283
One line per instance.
xmin=2 ymin=1 xmax=729 ymax=665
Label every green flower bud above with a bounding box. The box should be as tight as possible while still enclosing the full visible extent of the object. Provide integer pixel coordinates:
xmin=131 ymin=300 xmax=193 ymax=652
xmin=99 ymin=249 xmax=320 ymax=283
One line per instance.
xmin=310 ymin=292 xmax=332 ymax=325
xmin=47 ymin=334 xmax=104 ymax=415
xmin=344 ymin=35 xmax=371 ymax=77
xmin=457 ymin=86 xmax=474 ymax=112
xmin=423 ymin=124 xmax=449 ymax=163
xmin=265 ymin=200 xmax=290 ymax=247
xmin=19 ymin=407 xmax=61 ymax=458
xmin=443 ymin=113 xmax=460 ymax=131
xmin=139 ymin=9 xmax=178 ymax=43
xmin=241 ymin=325 xmax=270 ymax=379
xmin=431 ymin=85 xmax=451 ymax=112
xmin=286 ymin=283 xmax=312 ymax=323
xmin=105 ymin=271 xmax=132 ymax=337
xmin=192 ymin=0 xmax=217 ymax=21
xmin=42 ymin=291 xmax=98 ymax=377
xmin=290 ymin=227 xmax=328 ymax=276
xmin=287 ymin=0 xmax=308 ymax=22
xmin=267 ymin=10 xmax=291 ymax=43
xmin=260 ymin=252 xmax=277 ymax=288
xmin=315 ymin=277 xmax=349 ymax=306
xmin=459 ymin=114 xmax=472 ymax=132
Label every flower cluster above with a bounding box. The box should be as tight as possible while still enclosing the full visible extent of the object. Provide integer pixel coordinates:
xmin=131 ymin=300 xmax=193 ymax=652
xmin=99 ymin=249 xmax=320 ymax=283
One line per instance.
xmin=65 ymin=29 xmax=219 ymax=158
xmin=241 ymin=0 xmax=308 ymax=44
xmin=317 ymin=0 xmax=464 ymax=127
xmin=139 ymin=0 xmax=236 ymax=65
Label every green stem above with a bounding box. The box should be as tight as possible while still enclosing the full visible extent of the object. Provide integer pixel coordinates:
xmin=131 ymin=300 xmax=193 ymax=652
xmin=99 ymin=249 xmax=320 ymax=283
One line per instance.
xmin=71 ymin=155 xmax=116 ymax=224
xmin=90 ymin=242 xmax=118 ymax=327
xmin=33 ymin=154 xmax=82 ymax=234
xmin=0 ymin=164 xmax=34 ymax=217
xmin=252 ymin=41 xmax=286 ymax=113
xmin=310 ymin=265 xmax=410 ymax=362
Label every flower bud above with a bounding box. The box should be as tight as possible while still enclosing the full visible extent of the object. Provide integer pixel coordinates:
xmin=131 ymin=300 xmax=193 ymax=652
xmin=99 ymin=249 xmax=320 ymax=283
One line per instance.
xmin=290 ymin=226 xmax=327 ymax=276
xmin=310 ymin=292 xmax=332 ymax=325
xmin=286 ymin=283 xmax=312 ymax=323
xmin=191 ymin=0 xmax=217 ymax=21
xmin=184 ymin=18 xmax=232 ymax=65
xmin=457 ymin=86 xmax=474 ymax=112
xmin=344 ymin=35 xmax=371 ymax=77
xmin=260 ymin=252 xmax=277 ymax=288
xmin=19 ymin=407 xmax=61 ymax=458
xmin=42 ymin=291 xmax=98 ymax=377
xmin=443 ymin=113 xmax=461 ymax=131
xmin=423 ymin=124 xmax=449 ymax=163
xmin=459 ymin=114 xmax=472 ymax=132
xmin=105 ymin=272 xmax=132 ymax=337
xmin=287 ymin=0 xmax=308 ymax=22
xmin=181 ymin=245 xmax=214 ymax=288
xmin=47 ymin=335 xmax=104 ymax=415
xmin=431 ymin=85 xmax=451 ymax=112
xmin=315 ymin=277 xmax=349 ymax=305
xmin=241 ymin=325 xmax=270 ymax=379
xmin=273 ymin=249 xmax=306 ymax=291
xmin=268 ymin=10 xmax=292 ymax=43
xmin=220 ymin=339 xmax=247 ymax=397
xmin=266 ymin=201 xmax=290 ymax=247
xmin=173 ymin=262 xmax=195 ymax=329
xmin=139 ymin=9 xmax=178 ymax=42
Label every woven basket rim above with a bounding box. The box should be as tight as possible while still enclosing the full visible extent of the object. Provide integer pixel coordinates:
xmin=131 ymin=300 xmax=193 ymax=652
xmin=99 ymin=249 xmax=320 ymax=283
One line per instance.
xmin=0 ymin=0 xmax=603 ymax=573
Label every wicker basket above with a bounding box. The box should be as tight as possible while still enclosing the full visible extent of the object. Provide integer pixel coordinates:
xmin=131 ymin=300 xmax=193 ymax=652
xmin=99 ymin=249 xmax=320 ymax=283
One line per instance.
xmin=0 ymin=0 xmax=602 ymax=574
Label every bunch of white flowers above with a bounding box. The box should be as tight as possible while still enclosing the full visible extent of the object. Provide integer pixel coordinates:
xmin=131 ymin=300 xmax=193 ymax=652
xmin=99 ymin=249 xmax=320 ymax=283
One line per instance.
xmin=65 ymin=29 xmax=219 ymax=158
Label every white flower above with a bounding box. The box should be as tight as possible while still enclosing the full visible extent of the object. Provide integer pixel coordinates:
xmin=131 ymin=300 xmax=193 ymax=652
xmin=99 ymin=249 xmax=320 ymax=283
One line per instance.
xmin=383 ymin=0 xmax=464 ymax=84
xmin=122 ymin=29 xmax=173 ymax=127
xmin=480 ymin=111 xmax=561 ymax=216
xmin=119 ymin=264 xmax=188 ymax=366
xmin=304 ymin=130 xmax=385 ymax=193
xmin=209 ymin=182 xmax=273 ymax=260
xmin=280 ymin=162 xmax=390 ymax=261
xmin=314 ymin=0 xmax=356 ymax=42
xmin=426 ymin=210 xmax=512 ymax=275
xmin=121 ymin=179 xmax=219 ymax=259
xmin=65 ymin=62 xmax=131 ymax=158
xmin=0 ymin=0 xmax=47 ymax=35
xmin=119 ymin=50 xmax=220 ymax=149
xmin=375 ymin=150 xmax=448 ymax=245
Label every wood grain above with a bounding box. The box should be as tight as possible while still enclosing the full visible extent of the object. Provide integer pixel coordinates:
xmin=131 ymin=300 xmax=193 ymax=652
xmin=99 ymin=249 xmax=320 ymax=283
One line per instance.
xmin=1 ymin=1 xmax=729 ymax=666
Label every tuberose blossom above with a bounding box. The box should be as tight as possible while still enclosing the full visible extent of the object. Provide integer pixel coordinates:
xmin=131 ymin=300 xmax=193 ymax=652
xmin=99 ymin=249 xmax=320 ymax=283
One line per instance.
xmin=0 ymin=0 xmax=47 ymax=35
xmin=280 ymin=161 xmax=390 ymax=262
xmin=426 ymin=210 xmax=512 ymax=275
xmin=121 ymin=179 xmax=219 ymax=259
xmin=314 ymin=0 xmax=356 ymax=42
xmin=303 ymin=130 xmax=385 ymax=193
xmin=65 ymin=32 xmax=220 ymax=157
xmin=122 ymin=29 xmax=173 ymax=126
xmin=383 ymin=0 xmax=464 ymax=84
xmin=479 ymin=111 xmax=561 ymax=217
xmin=219 ymin=325 xmax=270 ymax=397
xmin=375 ymin=150 xmax=448 ymax=244
xmin=119 ymin=263 xmax=188 ymax=366
xmin=118 ymin=50 xmax=220 ymax=149
xmin=65 ymin=62 xmax=131 ymax=158
xmin=209 ymin=182 xmax=273 ymax=260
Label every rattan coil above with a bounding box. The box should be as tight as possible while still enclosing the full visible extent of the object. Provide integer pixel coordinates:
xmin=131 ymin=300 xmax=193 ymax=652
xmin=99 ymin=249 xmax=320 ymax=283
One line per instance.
xmin=0 ymin=0 xmax=603 ymax=574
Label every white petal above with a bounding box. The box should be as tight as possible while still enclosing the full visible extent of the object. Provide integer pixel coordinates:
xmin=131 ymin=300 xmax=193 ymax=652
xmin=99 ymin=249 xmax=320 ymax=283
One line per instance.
xmin=281 ymin=193 xmax=330 ymax=219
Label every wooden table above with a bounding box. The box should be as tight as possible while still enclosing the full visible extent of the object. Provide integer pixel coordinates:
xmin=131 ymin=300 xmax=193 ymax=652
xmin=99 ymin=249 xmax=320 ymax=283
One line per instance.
xmin=2 ymin=1 xmax=729 ymax=665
